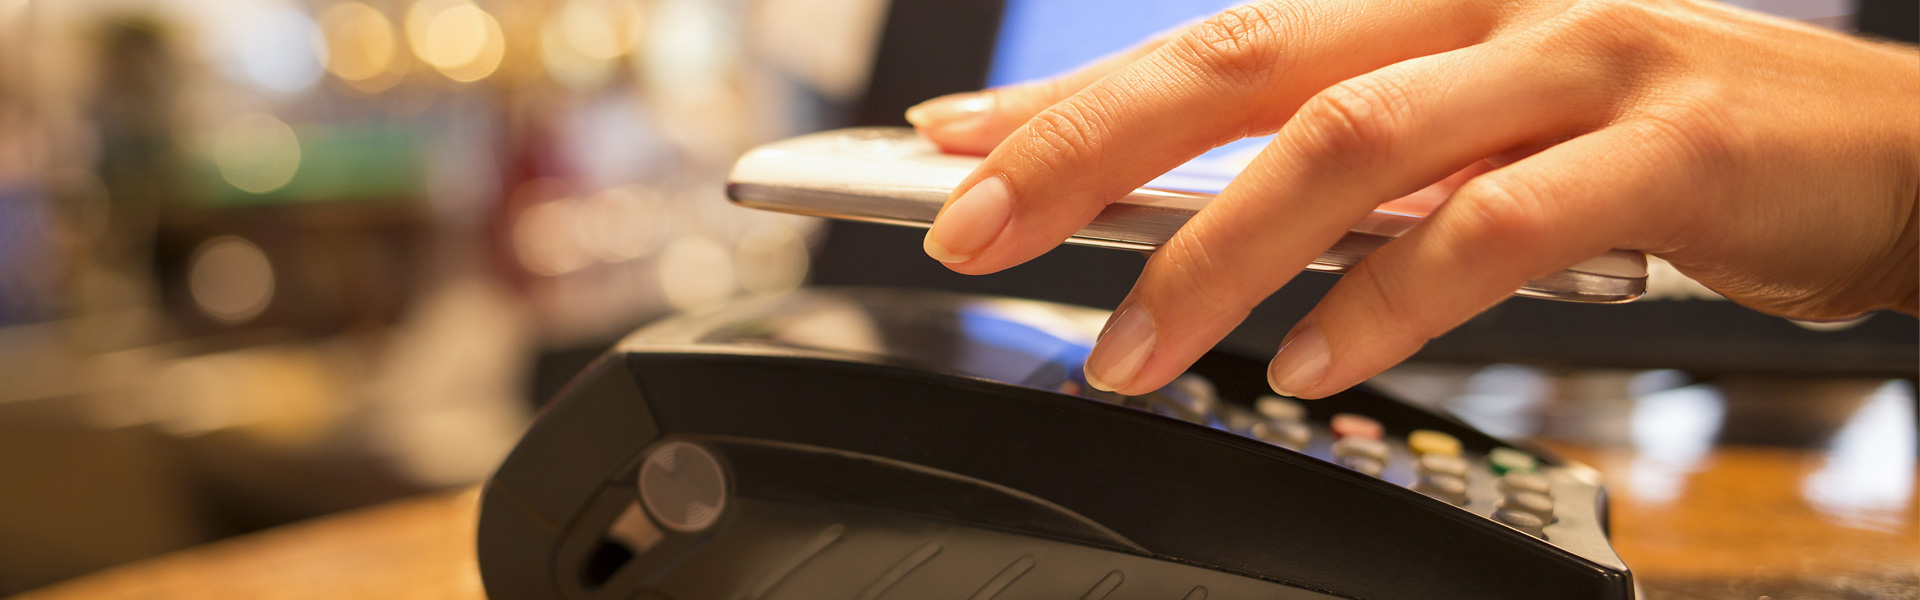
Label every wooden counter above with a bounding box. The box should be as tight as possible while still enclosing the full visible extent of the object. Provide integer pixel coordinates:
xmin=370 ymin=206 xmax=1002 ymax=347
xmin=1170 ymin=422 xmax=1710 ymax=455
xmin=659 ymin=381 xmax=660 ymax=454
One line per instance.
xmin=15 ymin=441 xmax=1915 ymax=600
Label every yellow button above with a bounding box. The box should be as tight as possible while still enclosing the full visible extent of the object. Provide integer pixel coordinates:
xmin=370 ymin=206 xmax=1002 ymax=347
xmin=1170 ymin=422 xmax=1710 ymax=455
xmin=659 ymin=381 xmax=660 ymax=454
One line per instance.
xmin=1408 ymin=429 xmax=1462 ymax=457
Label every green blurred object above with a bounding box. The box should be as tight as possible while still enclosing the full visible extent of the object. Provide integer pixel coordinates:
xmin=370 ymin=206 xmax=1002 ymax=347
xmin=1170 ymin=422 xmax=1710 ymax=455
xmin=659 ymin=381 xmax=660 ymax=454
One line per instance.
xmin=1488 ymin=447 xmax=1538 ymax=476
xmin=194 ymin=123 xmax=424 ymax=206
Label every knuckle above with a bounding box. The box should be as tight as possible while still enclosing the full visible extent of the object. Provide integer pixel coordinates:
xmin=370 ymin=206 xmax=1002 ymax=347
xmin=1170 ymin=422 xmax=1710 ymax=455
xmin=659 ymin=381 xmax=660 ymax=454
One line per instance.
xmin=1546 ymin=0 xmax=1677 ymax=61
xmin=1291 ymin=76 xmax=1413 ymax=171
xmin=1564 ymin=0 xmax=1660 ymax=38
xmin=1499 ymin=0 xmax=1694 ymax=118
xmin=1346 ymin=259 xmax=1440 ymax=339
xmin=1153 ymin=225 xmax=1259 ymax=318
xmin=1633 ymin=85 xmax=1743 ymax=170
xmin=1174 ymin=3 xmax=1294 ymax=86
xmin=1445 ymin=175 xmax=1555 ymax=256
xmin=1017 ymin=100 xmax=1112 ymax=172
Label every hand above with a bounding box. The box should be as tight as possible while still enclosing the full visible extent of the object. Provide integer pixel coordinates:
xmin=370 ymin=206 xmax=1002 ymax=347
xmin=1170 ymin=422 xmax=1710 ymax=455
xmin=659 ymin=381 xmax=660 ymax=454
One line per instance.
xmin=905 ymin=0 xmax=1920 ymax=398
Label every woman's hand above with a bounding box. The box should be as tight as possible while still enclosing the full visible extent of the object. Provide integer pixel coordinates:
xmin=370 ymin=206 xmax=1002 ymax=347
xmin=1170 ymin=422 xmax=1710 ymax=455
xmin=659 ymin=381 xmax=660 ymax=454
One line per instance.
xmin=905 ymin=0 xmax=1920 ymax=399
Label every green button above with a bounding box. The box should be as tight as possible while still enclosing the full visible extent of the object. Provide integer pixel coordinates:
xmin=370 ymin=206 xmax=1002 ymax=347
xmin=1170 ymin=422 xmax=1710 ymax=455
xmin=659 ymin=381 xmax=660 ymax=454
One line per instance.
xmin=1488 ymin=447 xmax=1538 ymax=475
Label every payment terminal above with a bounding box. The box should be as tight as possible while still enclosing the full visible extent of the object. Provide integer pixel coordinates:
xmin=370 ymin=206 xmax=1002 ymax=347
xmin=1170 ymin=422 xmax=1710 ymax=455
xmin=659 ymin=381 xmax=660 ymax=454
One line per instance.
xmin=477 ymin=288 xmax=1634 ymax=600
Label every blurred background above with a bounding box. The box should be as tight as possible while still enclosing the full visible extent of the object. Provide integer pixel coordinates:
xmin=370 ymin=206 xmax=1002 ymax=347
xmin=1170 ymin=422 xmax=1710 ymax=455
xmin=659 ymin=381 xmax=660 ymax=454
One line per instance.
xmin=0 ymin=0 xmax=878 ymax=590
xmin=0 ymin=0 xmax=1912 ymax=595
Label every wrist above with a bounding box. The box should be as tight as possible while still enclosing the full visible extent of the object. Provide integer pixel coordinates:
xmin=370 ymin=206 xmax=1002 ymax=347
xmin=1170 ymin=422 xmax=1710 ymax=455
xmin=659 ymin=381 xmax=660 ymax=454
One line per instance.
xmin=1874 ymin=43 xmax=1920 ymax=315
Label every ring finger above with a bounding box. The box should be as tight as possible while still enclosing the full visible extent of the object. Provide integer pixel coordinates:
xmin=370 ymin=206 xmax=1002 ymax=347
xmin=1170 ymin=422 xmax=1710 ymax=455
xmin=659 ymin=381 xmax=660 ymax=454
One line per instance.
xmin=1085 ymin=37 xmax=1629 ymax=394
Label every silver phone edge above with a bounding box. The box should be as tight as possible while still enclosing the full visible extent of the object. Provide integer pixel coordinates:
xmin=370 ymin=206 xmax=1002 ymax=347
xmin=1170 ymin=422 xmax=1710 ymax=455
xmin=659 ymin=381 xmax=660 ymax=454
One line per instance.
xmin=727 ymin=182 xmax=1646 ymax=305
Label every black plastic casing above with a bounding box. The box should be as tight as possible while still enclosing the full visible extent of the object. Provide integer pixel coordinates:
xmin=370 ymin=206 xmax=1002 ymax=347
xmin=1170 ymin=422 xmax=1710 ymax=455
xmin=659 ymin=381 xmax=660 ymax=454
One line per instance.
xmin=478 ymin=345 xmax=1632 ymax=600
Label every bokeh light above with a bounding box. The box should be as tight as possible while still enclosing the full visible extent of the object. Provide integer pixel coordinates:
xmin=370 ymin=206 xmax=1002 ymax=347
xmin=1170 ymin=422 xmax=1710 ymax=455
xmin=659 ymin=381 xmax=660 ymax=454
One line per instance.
xmin=221 ymin=6 xmax=329 ymax=94
xmin=0 ymin=0 xmax=27 ymax=26
xmin=734 ymin=223 xmax=808 ymax=296
xmin=512 ymin=200 xmax=593 ymax=276
xmin=319 ymin=3 xmax=396 ymax=83
xmin=188 ymin=236 xmax=276 ymax=324
xmin=658 ymin=235 xmax=735 ymax=311
xmin=558 ymin=0 xmax=623 ymax=59
xmin=540 ymin=0 xmax=621 ymax=91
xmin=578 ymin=187 xmax=666 ymax=262
xmin=641 ymin=0 xmax=735 ymax=102
xmin=211 ymin=113 xmax=302 ymax=194
xmin=407 ymin=0 xmax=505 ymax=82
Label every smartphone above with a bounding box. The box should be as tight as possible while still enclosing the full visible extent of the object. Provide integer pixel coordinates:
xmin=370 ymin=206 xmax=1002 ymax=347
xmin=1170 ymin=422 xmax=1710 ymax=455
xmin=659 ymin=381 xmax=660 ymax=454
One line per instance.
xmin=726 ymin=127 xmax=1646 ymax=303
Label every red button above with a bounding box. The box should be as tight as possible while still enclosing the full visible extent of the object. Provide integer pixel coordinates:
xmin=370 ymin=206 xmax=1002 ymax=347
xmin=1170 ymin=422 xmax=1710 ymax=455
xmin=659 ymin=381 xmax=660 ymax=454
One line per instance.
xmin=1330 ymin=413 xmax=1383 ymax=440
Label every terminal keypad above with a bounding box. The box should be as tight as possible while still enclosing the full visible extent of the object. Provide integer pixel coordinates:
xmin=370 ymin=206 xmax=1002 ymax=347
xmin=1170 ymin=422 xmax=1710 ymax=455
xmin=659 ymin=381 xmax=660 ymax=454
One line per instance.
xmin=1105 ymin=378 xmax=1561 ymax=540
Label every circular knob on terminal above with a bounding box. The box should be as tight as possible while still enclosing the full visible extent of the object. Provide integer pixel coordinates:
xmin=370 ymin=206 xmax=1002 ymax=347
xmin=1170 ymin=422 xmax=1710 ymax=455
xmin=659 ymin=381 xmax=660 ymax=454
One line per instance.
xmin=637 ymin=440 xmax=729 ymax=534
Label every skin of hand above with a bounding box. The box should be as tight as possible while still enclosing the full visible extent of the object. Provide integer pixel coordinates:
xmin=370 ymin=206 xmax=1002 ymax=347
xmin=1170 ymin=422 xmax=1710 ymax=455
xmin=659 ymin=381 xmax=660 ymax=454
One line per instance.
xmin=904 ymin=0 xmax=1920 ymax=399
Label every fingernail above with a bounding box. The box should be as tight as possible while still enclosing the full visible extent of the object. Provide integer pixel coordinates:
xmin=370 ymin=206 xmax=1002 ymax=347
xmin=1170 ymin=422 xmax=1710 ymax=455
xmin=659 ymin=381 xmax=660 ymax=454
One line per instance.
xmin=1269 ymin=321 xmax=1330 ymax=397
xmin=905 ymin=91 xmax=993 ymax=131
xmin=923 ymin=176 xmax=1012 ymax=263
xmin=1084 ymin=302 xmax=1156 ymax=392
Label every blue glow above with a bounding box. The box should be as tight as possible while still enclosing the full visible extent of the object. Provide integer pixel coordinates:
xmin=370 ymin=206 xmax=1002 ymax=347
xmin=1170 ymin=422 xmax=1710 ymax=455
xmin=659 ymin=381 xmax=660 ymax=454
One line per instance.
xmin=987 ymin=0 xmax=1269 ymax=194
xmin=987 ymin=0 xmax=1241 ymax=87
xmin=956 ymin=307 xmax=1090 ymax=386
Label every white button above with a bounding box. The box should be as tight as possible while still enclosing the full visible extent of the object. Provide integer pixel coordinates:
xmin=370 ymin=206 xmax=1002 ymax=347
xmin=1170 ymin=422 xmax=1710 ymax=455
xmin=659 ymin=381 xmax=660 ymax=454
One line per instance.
xmin=1498 ymin=472 xmax=1552 ymax=496
xmin=1415 ymin=473 xmax=1469 ymax=506
xmin=1339 ymin=455 xmax=1384 ymax=477
xmin=1250 ymin=419 xmax=1311 ymax=448
xmin=1255 ymin=395 xmax=1306 ymax=422
xmin=1333 ymin=437 xmax=1389 ymax=462
xmin=1495 ymin=508 xmax=1547 ymax=537
xmin=1498 ymin=491 xmax=1555 ymax=521
xmin=1417 ymin=453 xmax=1468 ymax=478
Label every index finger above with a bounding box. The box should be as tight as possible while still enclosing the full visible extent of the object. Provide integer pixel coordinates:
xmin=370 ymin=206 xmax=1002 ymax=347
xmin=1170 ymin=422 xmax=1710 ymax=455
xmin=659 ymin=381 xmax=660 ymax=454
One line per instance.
xmin=907 ymin=19 xmax=1199 ymax=155
xmin=922 ymin=0 xmax=1514 ymax=272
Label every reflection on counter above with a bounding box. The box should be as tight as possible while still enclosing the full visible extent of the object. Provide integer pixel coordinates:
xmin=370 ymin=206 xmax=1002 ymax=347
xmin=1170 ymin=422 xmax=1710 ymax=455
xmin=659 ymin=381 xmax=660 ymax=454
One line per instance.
xmin=1373 ymin=364 xmax=1919 ymax=596
xmin=1378 ymin=365 xmax=1918 ymax=523
xmin=1803 ymin=381 xmax=1915 ymax=532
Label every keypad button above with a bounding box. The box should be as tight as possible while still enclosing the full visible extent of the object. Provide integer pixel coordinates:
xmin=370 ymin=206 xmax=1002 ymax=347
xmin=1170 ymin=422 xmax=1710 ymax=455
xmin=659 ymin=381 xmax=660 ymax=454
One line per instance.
xmin=1417 ymin=453 xmax=1469 ymax=478
xmin=1157 ymin=374 xmax=1219 ymax=423
xmin=1494 ymin=508 xmax=1547 ymax=537
xmin=1499 ymin=491 xmax=1555 ymax=521
xmin=1149 ymin=403 xmax=1204 ymax=424
xmin=1339 ymin=455 xmax=1385 ymax=477
xmin=1333 ymin=437 xmax=1389 ymax=462
xmin=1250 ymin=419 xmax=1311 ymax=449
xmin=1414 ymin=473 xmax=1469 ymax=506
xmin=1498 ymin=472 xmax=1552 ymax=496
xmin=1407 ymin=430 xmax=1463 ymax=457
xmin=1488 ymin=447 xmax=1538 ymax=475
xmin=1219 ymin=408 xmax=1262 ymax=433
xmin=1330 ymin=413 xmax=1383 ymax=440
xmin=1255 ymin=395 xmax=1307 ymax=422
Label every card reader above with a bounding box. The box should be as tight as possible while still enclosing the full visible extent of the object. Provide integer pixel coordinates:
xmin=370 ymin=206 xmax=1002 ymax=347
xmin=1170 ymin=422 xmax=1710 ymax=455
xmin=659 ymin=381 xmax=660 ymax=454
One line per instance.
xmin=477 ymin=288 xmax=1635 ymax=600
